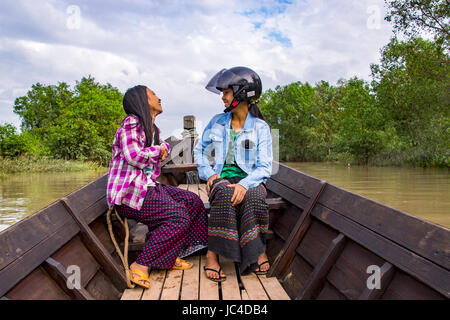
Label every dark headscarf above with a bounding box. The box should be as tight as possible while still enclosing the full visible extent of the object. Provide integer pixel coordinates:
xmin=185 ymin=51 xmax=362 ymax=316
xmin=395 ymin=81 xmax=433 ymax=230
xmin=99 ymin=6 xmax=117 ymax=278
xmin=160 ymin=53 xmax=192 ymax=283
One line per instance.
xmin=122 ymin=85 xmax=160 ymax=147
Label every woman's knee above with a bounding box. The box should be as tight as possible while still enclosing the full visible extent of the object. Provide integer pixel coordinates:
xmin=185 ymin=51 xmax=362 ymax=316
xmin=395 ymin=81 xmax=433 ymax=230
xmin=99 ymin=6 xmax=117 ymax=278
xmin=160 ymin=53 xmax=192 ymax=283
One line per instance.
xmin=189 ymin=192 xmax=205 ymax=207
xmin=215 ymin=187 xmax=234 ymax=202
xmin=170 ymin=211 xmax=191 ymax=233
xmin=245 ymin=187 xmax=266 ymax=201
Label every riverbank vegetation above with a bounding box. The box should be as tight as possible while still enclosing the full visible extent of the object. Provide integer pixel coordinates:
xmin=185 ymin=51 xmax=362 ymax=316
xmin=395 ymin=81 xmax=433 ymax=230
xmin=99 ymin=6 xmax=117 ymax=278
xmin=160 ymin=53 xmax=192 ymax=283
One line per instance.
xmin=0 ymin=76 xmax=124 ymax=173
xmin=0 ymin=156 xmax=105 ymax=175
xmin=0 ymin=0 xmax=448 ymax=170
xmin=260 ymin=0 xmax=449 ymax=166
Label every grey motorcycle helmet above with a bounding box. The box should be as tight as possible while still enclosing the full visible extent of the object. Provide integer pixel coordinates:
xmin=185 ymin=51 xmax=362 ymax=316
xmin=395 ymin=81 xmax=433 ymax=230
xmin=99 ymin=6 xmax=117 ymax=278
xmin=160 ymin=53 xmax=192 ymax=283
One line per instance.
xmin=205 ymin=66 xmax=262 ymax=111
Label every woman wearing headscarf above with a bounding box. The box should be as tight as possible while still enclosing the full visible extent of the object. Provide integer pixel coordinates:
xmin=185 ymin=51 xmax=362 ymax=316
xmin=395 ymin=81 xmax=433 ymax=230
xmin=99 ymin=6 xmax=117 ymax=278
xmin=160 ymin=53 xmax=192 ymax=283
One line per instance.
xmin=194 ymin=67 xmax=273 ymax=281
xmin=107 ymin=85 xmax=208 ymax=289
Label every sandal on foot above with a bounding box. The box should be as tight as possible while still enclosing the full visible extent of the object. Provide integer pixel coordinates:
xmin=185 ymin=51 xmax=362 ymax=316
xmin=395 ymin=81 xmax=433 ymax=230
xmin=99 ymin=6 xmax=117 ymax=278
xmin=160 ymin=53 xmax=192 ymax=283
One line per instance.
xmin=254 ymin=261 xmax=270 ymax=275
xmin=203 ymin=266 xmax=227 ymax=282
xmin=171 ymin=257 xmax=193 ymax=270
xmin=130 ymin=269 xmax=150 ymax=289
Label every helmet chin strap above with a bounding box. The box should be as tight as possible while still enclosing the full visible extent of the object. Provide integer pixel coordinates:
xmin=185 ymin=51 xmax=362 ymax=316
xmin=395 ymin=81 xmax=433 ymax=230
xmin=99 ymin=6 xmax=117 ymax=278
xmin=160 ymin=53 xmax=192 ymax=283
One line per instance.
xmin=223 ymin=86 xmax=246 ymax=112
xmin=223 ymin=99 xmax=240 ymax=113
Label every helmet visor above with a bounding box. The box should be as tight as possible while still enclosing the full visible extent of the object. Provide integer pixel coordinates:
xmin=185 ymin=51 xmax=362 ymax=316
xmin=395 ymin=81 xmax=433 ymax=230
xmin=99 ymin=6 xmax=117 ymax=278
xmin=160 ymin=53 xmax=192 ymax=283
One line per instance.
xmin=205 ymin=68 xmax=243 ymax=94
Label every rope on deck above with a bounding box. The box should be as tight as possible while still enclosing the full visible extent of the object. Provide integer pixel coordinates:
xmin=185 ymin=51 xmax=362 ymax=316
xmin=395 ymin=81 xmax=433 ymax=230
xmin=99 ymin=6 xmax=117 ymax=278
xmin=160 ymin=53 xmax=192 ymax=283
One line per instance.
xmin=106 ymin=205 xmax=135 ymax=289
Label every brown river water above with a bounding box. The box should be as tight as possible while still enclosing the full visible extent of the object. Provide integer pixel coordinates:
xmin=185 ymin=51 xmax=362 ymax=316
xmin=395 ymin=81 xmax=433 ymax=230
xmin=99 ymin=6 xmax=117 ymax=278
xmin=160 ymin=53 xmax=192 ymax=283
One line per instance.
xmin=0 ymin=163 xmax=449 ymax=233
xmin=284 ymin=162 xmax=449 ymax=229
xmin=0 ymin=170 xmax=107 ymax=233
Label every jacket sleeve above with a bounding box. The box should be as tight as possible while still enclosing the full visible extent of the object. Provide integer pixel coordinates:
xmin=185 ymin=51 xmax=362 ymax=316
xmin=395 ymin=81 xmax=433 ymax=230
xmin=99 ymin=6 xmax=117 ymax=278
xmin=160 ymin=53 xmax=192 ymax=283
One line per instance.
xmin=237 ymin=123 xmax=273 ymax=190
xmin=193 ymin=117 xmax=216 ymax=181
xmin=120 ymin=121 xmax=163 ymax=169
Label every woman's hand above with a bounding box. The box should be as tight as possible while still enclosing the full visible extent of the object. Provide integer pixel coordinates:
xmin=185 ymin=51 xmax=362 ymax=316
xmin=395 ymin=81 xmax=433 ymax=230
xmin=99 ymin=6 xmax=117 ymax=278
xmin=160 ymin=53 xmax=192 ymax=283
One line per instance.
xmin=159 ymin=144 xmax=168 ymax=161
xmin=227 ymin=184 xmax=247 ymax=206
xmin=206 ymin=174 xmax=221 ymax=194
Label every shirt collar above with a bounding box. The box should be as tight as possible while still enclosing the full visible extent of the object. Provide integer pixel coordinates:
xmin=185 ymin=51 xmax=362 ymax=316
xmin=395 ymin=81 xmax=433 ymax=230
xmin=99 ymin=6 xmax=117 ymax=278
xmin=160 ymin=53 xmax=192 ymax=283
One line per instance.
xmin=217 ymin=112 xmax=256 ymax=131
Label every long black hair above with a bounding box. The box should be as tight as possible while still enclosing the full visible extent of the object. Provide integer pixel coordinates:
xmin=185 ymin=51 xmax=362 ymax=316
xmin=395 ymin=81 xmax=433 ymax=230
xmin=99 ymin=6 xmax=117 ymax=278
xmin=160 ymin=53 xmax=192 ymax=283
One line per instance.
xmin=248 ymin=102 xmax=267 ymax=122
xmin=122 ymin=85 xmax=160 ymax=147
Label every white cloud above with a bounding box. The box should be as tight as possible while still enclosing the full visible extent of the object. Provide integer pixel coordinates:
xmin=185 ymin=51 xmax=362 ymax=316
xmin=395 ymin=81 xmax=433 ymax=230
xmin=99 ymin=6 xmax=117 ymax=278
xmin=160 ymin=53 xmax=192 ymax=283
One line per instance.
xmin=0 ymin=0 xmax=394 ymax=137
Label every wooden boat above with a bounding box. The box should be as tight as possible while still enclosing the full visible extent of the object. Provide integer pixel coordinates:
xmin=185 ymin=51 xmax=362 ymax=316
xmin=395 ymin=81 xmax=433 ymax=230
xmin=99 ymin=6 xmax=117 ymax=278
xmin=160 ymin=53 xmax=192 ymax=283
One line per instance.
xmin=1 ymin=118 xmax=449 ymax=300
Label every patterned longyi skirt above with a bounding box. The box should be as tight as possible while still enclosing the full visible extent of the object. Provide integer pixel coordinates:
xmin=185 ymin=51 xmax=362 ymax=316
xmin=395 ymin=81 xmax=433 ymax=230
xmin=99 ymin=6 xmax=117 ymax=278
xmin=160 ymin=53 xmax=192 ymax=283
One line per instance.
xmin=208 ymin=177 xmax=269 ymax=275
xmin=116 ymin=183 xmax=208 ymax=269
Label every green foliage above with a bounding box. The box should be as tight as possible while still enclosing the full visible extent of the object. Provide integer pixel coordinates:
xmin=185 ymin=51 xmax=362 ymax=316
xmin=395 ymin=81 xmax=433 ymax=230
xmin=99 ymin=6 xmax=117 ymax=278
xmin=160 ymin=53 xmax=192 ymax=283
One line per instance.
xmin=0 ymin=123 xmax=26 ymax=157
xmin=259 ymin=81 xmax=316 ymax=161
xmin=385 ymin=0 xmax=450 ymax=48
xmin=371 ymin=37 xmax=450 ymax=166
xmin=259 ymin=44 xmax=448 ymax=167
xmin=0 ymin=155 xmax=105 ymax=175
xmin=333 ymin=78 xmax=386 ymax=164
xmin=12 ymin=76 xmax=125 ymax=165
xmin=260 ymin=78 xmax=389 ymax=164
xmin=306 ymin=81 xmax=345 ymax=161
xmin=14 ymin=82 xmax=73 ymax=131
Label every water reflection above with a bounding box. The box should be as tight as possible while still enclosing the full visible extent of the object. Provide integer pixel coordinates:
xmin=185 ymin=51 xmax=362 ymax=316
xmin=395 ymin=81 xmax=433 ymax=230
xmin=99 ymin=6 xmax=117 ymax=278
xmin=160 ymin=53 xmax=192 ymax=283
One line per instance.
xmin=284 ymin=162 xmax=450 ymax=228
xmin=0 ymin=170 xmax=107 ymax=232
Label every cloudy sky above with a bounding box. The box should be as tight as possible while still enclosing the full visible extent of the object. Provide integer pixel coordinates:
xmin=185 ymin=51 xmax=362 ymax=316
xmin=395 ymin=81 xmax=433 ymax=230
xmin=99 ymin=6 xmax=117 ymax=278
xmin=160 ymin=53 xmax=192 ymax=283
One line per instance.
xmin=0 ymin=0 xmax=394 ymax=139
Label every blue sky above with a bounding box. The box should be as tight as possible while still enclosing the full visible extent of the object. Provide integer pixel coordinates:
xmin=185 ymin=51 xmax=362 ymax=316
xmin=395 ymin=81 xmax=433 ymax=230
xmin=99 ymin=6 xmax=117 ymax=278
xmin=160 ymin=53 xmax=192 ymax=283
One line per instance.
xmin=0 ymin=0 xmax=394 ymax=139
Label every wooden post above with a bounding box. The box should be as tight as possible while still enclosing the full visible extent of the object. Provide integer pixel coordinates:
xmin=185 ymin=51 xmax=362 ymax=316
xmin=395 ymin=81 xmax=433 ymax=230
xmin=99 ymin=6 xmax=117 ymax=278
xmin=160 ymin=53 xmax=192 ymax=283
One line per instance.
xmin=296 ymin=233 xmax=346 ymax=300
xmin=183 ymin=115 xmax=196 ymax=131
xmin=182 ymin=115 xmax=197 ymax=164
xmin=61 ymin=198 xmax=128 ymax=292
xmin=268 ymin=181 xmax=327 ymax=278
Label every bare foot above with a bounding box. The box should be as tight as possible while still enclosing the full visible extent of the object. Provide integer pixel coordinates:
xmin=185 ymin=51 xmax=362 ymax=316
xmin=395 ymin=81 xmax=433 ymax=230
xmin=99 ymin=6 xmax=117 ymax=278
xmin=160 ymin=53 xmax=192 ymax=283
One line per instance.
xmin=130 ymin=261 xmax=150 ymax=287
xmin=205 ymin=251 xmax=226 ymax=280
xmin=256 ymin=252 xmax=270 ymax=273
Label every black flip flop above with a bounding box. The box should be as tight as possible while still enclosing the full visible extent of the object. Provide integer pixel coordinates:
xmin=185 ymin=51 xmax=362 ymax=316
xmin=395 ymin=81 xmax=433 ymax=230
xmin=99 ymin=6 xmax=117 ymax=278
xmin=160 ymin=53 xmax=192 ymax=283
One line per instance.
xmin=203 ymin=266 xmax=227 ymax=282
xmin=254 ymin=261 xmax=270 ymax=275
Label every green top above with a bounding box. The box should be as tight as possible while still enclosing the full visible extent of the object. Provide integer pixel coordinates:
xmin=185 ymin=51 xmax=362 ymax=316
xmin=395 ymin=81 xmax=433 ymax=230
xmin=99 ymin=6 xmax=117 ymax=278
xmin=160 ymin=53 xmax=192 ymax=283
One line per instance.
xmin=220 ymin=125 xmax=248 ymax=179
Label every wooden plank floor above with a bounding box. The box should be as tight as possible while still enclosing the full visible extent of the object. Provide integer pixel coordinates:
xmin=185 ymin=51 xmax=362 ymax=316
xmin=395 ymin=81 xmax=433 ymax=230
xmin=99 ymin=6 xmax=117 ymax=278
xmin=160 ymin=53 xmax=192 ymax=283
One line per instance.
xmin=121 ymin=183 xmax=290 ymax=300
xmin=121 ymin=255 xmax=290 ymax=300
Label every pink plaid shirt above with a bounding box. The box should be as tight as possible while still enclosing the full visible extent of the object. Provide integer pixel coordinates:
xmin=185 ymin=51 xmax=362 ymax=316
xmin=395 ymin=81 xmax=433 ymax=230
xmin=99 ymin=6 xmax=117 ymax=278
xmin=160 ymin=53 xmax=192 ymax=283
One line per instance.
xmin=107 ymin=114 xmax=171 ymax=210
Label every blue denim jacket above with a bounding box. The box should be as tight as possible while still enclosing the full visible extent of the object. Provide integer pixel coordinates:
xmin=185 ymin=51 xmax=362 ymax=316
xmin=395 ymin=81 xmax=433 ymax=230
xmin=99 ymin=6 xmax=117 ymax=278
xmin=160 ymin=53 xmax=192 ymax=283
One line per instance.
xmin=193 ymin=112 xmax=273 ymax=190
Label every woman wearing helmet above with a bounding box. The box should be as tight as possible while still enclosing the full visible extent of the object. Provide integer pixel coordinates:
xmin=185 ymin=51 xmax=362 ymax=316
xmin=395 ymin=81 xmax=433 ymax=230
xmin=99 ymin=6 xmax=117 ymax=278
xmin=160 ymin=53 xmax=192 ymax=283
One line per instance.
xmin=194 ymin=67 xmax=273 ymax=281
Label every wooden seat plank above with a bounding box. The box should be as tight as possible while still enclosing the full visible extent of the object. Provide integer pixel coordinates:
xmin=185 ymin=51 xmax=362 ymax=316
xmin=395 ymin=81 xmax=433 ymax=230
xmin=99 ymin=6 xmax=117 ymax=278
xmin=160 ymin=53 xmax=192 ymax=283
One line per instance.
xmin=257 ymin=275 xmax=291 ymax=300
xmin=161 ymin=163 xmax=198 ymax=174
xmin=141 ymin=269 xmax=166 ymax=300
xmin=160 ymin=269 xmax=183 ymax=300
xmin=198 ymin=184 xmax=209 ymax=204
xmin=199 ymin=255 xmax=219 ymax=300
xmin=181 ymin=255 xmax=200 ymax=300
xmin=240 ymin=273 xmax=269 ymax=300
xmin=220 ymin=258 xmax=241 ymax=300
xmin=43 ymin=257 xmax=94 ymax=300
xmin=187 ymin=184 xmax=199 ymax=196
